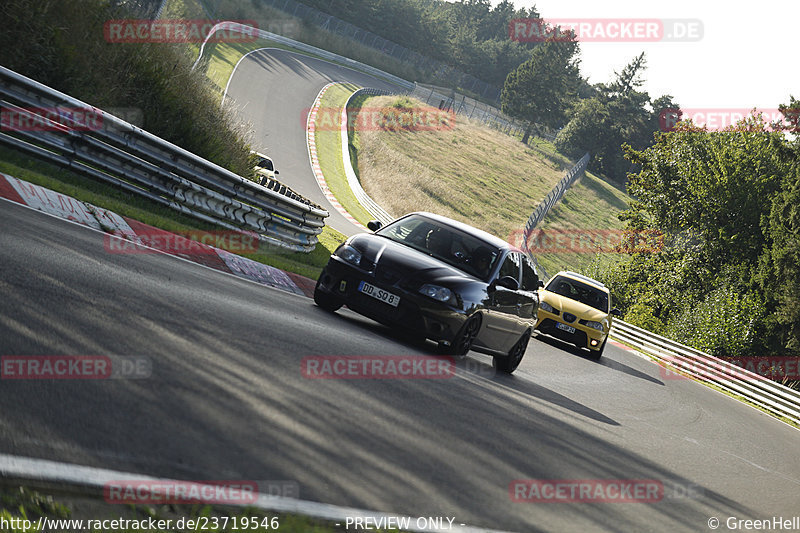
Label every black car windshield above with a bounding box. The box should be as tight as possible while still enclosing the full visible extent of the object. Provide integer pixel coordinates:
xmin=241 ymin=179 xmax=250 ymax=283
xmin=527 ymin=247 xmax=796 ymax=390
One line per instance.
xmin=546 ymin=275 xmax=609 ymax=313
xmin=377 ymin=215 xmax=501 ymax=280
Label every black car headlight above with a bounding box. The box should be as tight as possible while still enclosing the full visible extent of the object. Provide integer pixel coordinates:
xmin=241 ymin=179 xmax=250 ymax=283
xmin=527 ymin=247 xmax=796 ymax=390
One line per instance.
xmin=336 ymin=244 xmax=362 ymax=266
xmin=419 ymin=284 xmax=457 ymax=305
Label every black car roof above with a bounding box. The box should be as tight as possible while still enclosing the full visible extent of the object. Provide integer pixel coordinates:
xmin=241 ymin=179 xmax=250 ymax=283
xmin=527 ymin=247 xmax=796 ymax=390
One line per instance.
xmin=405 ymin=212 xmax=517 ymax=251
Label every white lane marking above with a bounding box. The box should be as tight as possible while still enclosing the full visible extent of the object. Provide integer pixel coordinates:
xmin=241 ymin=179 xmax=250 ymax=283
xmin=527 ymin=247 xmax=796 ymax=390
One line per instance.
xmin=0 ymin=453 xmax=511 ymax=533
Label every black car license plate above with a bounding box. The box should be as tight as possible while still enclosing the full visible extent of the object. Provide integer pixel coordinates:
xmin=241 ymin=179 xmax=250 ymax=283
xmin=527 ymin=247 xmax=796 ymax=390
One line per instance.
xmin=359 ymin=281 xmax=400 ymax=307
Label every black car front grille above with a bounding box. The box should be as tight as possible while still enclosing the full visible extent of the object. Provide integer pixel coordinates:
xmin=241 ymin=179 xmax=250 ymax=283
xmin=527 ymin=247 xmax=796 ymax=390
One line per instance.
xmin=349 ymin=291 xmax=424 ymax=331
xmin=376 ymin=267 xmax=402 ymax=285
xmin=351 ymin=292 xmax=398 ymax=320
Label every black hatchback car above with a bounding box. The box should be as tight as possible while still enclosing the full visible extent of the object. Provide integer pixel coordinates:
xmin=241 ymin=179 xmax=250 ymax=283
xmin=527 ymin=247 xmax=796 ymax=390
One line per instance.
xmin=313 ymin=212 xmax=541 ymax=373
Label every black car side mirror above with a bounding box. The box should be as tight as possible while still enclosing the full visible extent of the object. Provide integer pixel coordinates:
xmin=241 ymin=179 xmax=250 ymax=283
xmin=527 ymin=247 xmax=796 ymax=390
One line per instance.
xmin=367 ymin=220 xmax=383 ymax=232
xmin=538 ymin=280 xmax=545 ymax=288
xmin=274 ymin=170 xmax=279 ymax=175
xmin=492 ymin=275 xmax=519 ymax=291
xmin=611 ymin=308 xmax=622 ymax=317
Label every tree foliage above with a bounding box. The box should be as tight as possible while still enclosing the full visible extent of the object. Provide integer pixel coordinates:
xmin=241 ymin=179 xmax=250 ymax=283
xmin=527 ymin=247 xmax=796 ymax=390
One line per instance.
xmin=301 ymin=0 xmax=541 ymax=87
xmin=756 ymin=99 xmax=800 ymax=354
xmin=554 ymin=53 xmax=675 ymax=181
xmin=500 ymin=38 xmax=581 ymax=143
xmin=597 ymin=106 xmax=800 ymax=360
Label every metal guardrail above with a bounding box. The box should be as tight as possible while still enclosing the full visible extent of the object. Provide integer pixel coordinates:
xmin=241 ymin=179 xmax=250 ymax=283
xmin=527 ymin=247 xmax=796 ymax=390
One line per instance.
xmin=522 ymin=152 xmax=590 ymax=235
xmin=192 ymin=21 xmax=414 ymax=92
xmin=519 ymin=152 xmax=589 ymax=280
xmin=341 ymin=88 xmax=394 ymax=225
xmin=410 ymin=84 xmax=529 ymax=139
xmin=611 ymin=319 xmax=800 ymax=425
xmin=0 ymin=66 xmax=328 ymax=252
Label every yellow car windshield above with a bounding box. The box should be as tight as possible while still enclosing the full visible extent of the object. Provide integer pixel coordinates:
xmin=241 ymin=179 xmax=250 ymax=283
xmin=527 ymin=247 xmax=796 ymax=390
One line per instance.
xmin=546 ymin=275 xmax=609 ymax=313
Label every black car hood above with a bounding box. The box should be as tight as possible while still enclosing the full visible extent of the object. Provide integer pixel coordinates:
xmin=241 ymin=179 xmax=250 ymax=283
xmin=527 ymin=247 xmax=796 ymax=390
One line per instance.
xmin=348 ymin=233 xmax=476 ymax=285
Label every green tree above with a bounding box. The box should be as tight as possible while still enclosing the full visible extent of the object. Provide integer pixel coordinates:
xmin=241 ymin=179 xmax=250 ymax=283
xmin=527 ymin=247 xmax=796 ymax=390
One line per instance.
xmin=624 ymin=116 xmax=787 ymax=274
xmin=555 ymin=53 xmax=660 ymax=181
xmin=607 ymin=111 xmax=793 ymax=359
xmin=551 ymin=97 xmax=612 ymax=162
xmin=501 ymin=37 xmax=581 ymax=144
xmin=756 ymin=97 xmax=800 ymax=355
xmin=758 ymin=167 xmax=800 ymax=355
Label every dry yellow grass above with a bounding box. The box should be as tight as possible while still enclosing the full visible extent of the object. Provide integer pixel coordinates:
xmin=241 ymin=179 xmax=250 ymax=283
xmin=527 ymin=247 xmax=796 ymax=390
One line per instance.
xmin=350 ymin=95 xmax=634 ymax=277
xmin=352 ymin=95 xmax=569 ymax=243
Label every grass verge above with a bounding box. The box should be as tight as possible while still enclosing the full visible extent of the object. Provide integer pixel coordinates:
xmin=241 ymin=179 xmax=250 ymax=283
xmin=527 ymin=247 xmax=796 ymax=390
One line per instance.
xmin=0 ymin=147 xmax=344 ymax=281
xmin=351 ymin=94 xmax=569 ymax=234
xmin=534 ymin=170 xmax=632 ymax=276
xmin=347 ymin=93 xmax=633 ymax=280
xmin=0 ymin=485 xmax=407 ymax=533
xmin=312 ymin=84 xmax=375 ymax=227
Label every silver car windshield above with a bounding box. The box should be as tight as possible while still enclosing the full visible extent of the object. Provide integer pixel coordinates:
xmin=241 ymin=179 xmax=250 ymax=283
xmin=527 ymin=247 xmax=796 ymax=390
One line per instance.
xmin=378 ymin=215 xmax=501 ymax=280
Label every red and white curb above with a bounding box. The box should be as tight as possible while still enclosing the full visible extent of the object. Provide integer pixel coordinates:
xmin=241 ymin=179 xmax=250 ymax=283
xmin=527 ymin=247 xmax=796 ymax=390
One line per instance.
xmin=609 ymin=339 xmax=636 ymax=352
xmin=306 ymin=83 xmax=367 ymax=231
xmin=0 ymin=173 xmax=316 ymax=298
xmin=608 ymin=338 xmax=646 ymax=357
xmin=225 ymin=52 xmax=368 ymax=232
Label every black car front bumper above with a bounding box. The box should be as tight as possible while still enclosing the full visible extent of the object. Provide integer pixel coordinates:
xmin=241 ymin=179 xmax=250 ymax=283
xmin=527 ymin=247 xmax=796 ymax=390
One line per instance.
xmin=316 ymin=258 xmax=469 ymax=344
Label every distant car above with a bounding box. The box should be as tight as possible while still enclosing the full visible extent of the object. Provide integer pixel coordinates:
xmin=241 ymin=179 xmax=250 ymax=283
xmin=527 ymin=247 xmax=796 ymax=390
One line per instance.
xmin=313 ymin=212 xmax=541 ymax=373
xmin=535 ymin=271 xmax=621 ymax=359
xmin=252 ymin=151 xmax=279 ymax=185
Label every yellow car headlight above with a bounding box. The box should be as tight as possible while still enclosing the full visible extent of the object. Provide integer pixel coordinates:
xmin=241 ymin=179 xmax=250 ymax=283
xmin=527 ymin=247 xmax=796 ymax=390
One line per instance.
xmin=583 ymin=320 xmax=604 ymax=331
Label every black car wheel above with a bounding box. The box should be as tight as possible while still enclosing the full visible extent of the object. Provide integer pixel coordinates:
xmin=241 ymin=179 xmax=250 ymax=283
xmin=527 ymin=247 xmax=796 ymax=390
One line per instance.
xmin=494 ymin=329 xmax=530 ymax=374
xmin=313 ymin=278 xmax=342 ymax=312
xmin=439 ymin=314 xmax=481 ymax=356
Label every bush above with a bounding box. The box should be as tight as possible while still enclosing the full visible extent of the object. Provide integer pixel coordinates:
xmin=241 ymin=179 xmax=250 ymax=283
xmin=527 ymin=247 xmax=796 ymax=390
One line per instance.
xmin=0 ymin=0 xmax=253 ymax=177
xmin=625 ymin=302 xmax=666 ymax=335
xmin=666 ymin=287 xmax=765 ymax=359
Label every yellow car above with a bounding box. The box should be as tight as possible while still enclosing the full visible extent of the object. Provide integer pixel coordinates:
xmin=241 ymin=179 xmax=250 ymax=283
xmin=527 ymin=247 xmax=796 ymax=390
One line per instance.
xmin=535 ymin=271 xmax=621 ymax=359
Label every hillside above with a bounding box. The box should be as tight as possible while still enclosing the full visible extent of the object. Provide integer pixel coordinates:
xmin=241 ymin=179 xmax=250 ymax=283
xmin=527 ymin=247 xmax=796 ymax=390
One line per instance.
xmin=349 ymin=94 xmax=632 ymax=278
